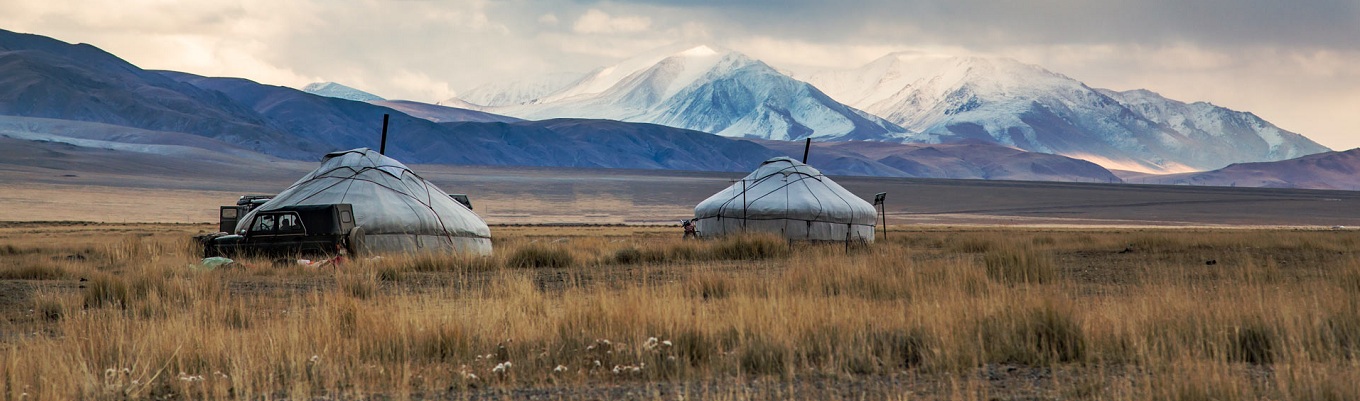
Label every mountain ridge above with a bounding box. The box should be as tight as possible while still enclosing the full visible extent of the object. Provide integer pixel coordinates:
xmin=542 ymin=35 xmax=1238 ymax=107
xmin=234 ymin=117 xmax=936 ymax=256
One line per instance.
xmin=470 ymin=45 xmax=910 ymax=142
xmin=797 ymin=53 xmax=1329 ymax=172
xmin=0 ymin=28 xmax=1346 ymax=190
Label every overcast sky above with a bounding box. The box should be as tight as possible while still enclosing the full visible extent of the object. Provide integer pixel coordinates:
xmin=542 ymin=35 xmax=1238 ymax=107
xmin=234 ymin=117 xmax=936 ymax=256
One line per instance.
xmin=3 ymin=0 xmax=1357 ymax=149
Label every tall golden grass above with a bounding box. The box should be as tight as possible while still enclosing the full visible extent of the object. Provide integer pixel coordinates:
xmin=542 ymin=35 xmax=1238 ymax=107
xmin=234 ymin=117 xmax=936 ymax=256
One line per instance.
xmin=1 ymin=225 xmax=1358 ymax=399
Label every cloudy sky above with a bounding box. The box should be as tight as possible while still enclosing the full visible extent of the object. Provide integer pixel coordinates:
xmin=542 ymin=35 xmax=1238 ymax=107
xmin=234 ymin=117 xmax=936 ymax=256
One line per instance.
xmin=3 ymin=0 xmax=1358 ymax=149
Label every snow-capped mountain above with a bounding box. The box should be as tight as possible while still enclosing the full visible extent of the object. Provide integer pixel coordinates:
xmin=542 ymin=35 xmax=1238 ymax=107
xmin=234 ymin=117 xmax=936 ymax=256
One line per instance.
xmin=479 ymin=45 xmax=908 ymax=142
xmin=302 ymin=82 xmax=384 ymax=102
xmin=799 ymin=53 xmax=1329 ymax=172
xmin=453 ymin=72 xmax=582 ymax=107
xmin=1098 ymin=89 xmax=1328 ymax=166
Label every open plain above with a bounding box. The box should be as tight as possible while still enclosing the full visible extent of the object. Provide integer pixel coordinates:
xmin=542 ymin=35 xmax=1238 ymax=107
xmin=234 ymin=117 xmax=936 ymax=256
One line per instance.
xmin=4 ymin=156 xmax=1360 ymax=227
xmin=4 ymin=159 xmax=1360 ymax=399
xmin=2 ymin=222 xmax=1360 ymax=400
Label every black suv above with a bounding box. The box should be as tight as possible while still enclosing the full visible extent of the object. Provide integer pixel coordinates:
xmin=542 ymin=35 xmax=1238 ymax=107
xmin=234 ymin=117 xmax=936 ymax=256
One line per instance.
xmin=202 ymin=204 xmax=363 ymax=258
xmin=217 ymin=195 xmax=274 ymax=233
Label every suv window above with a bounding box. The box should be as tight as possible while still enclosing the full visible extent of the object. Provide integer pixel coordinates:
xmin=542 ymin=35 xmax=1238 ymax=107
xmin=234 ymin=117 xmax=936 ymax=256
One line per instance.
xmin=251 ymin=215 xmax=276 ymax=233
xmin=277 ymin=213 xmax=304 ymax=234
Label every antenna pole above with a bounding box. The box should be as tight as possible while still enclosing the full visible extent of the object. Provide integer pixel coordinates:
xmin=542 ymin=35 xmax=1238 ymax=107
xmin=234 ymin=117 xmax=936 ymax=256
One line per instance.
xmin=873 ymin=192 xmax=887 ymax=242
xmin=802 ymin=138 xmax=811 ymax=163
xmin=379 ymin=114 xmax=390 ymax=155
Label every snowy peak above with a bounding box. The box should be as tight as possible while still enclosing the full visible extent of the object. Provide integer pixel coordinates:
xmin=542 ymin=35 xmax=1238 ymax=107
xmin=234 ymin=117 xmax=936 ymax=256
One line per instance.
xmin=809 ymin=54 xmax=1073 ymax=110
xmin=454 ymin=72 xmax=582 ymax=107
xmin=801 ymin=53 xmax=1329 ymax=172
xmin=485 ymin=44 xmax=905 ymax=142
xmin=302 ymin=82 xmax=384 ymax=102
xmin=539 ymin=44 xmax=740 ymax=104
xmin=1100 ymin=88 xmax=1328 ymax=162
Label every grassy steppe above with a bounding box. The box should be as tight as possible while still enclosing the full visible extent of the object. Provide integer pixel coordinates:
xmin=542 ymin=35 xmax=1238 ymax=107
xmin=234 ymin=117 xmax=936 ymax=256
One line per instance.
xmin=2 ymin=223 xmax=1358 ymax=400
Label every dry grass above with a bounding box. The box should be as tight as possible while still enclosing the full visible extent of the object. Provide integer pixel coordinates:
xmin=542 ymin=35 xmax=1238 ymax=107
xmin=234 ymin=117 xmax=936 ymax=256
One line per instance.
xmin=1 ymin=224 xmax=1359 ymax=399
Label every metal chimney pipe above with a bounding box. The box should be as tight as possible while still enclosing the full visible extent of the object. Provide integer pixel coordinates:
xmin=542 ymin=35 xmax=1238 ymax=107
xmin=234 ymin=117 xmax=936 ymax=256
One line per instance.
xmin=379 ymin=114 xmax=390 ymax=155
xmin=802 ymin=137 xmax=811 ymax=163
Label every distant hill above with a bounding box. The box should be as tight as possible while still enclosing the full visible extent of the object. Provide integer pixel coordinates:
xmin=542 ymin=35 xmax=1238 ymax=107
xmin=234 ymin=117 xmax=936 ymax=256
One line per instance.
xmin=164 ymin=72 xmax=780 ymax=172
xmin=753 ymin=139 xmax=1122 ymax=183
xmin=0 ymin=29 xmax=318 ymax=159
xmin=1149 ymin=149 xmax=1360 ymax=190
xmin=369 ymin=100 xmax=521 ymax=123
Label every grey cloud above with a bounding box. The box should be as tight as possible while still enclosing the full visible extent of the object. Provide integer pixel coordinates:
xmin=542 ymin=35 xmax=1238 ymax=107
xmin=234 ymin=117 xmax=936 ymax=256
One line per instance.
xmin=589 ymin=0 xmax=1360 ymax=50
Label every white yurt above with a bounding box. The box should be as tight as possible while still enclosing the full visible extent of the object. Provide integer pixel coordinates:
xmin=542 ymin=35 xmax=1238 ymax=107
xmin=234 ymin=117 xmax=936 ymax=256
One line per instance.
xmin=238 ymin=148 xmax=492 ymax=255
xmin=694 ymin=157 xmax=876 ymax=243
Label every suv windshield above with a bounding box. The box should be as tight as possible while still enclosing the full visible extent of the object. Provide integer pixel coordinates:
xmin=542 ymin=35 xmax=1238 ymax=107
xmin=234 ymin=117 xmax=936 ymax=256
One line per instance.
xmin=251 ymin=213 xmax=306 ymax=234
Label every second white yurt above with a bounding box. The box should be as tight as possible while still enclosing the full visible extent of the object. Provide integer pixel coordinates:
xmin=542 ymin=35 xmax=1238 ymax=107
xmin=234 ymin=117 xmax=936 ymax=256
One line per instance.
xmin=694 ymin=157 xmax=876 ymax=243
xmin=238 ymin=148 xmax=492 ymax=255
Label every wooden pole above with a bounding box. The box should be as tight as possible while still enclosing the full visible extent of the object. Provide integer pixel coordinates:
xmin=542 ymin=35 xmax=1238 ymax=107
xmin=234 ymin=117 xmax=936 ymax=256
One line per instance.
xmin=880 ymin=203 xmax=888 ymax=241
xmin=802 ymin=138 xmax=811 ymax=163
xmin=379 ymin=114 xmax=390 ymax=155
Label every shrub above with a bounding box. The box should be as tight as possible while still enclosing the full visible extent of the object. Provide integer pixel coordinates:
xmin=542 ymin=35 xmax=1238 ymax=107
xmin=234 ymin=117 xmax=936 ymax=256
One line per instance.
xmin=672 ymin=329 xmax=716 ymax=368
xmin=948 ymin=236 xmax=997 ymax=253
xmin=1339 ymin=259 xmax=1360 ymax=293
xmin=686 ymin=272 xmax=733 ymax=300
xmin=0 ymin=263 xmax=66 ymax=280
xmin=979 ymin=301 xmax=1086 ymax=365
xmin=1230 ymin=321 xmax=1275 ymax=364
xmin=375 ymin=266 xmax=404 ymax=282
xmin=0 ymin=244 xmax=35 ymax=255
xmin=1325 ymin=311 xmax=1360 ymax=359
xmin=711 ymin=234 xmax=789 ymax=261
xmin=224 ymin=302 xmax=251 ymax=329
xmin=35 ymin=295 xmax=65 ymax=321
xmin=739 ymin=335 xmax=787 ymax=376
xmin=656 ymin=243 xmax=699 ymax=263
xmin=983 ymin=244 xmax=1057 ymax=284
xmin=340 ymin=274 xmax=377 ymax=299
xmin=82 ymin=274 xmax=131 ymax=309
xmin=410 ymin=324 xmax=471 ymax=362
xmin=404 ymin=253 xmax=499 ymax=273
xmin=507 ymin=245 xmax=574 ymax=269
xmin=611 ymin=247 xmax=643 ymax=265
xmin=871 ymin=328 xmax=931 ymax=368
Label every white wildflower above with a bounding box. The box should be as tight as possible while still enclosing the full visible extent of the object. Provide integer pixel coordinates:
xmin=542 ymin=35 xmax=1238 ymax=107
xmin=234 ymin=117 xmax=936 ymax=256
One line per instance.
xmin=662 ymin=340 xmax=673 ymax=347
xmin=553 ymin=365 xmax=568 ymax=373
xmin=492 ymin=361 xmax=511 ymax=374
xmin=309 ymin=355 xmax=320 ymax=363
xmin=644 ymin=337 xmax=659 ymax=350
xmin=612 ymin=365 xmax=623 ymax=375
